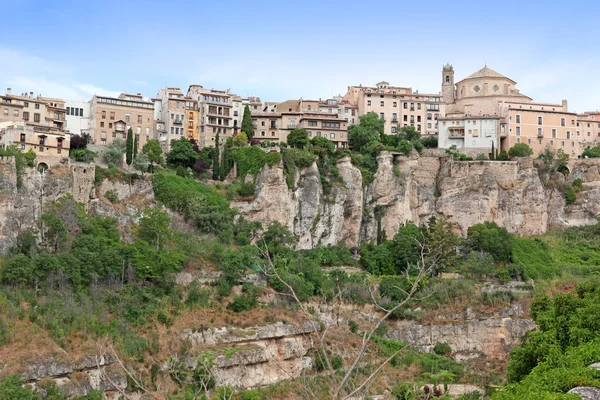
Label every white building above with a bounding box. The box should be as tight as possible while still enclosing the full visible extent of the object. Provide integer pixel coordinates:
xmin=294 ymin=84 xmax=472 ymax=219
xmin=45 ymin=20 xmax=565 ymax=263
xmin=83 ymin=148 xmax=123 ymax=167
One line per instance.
xmin=64 ymin=100 xmax=90 ymax=137
xmin=438 ymin=116 xmax=498 ymax=156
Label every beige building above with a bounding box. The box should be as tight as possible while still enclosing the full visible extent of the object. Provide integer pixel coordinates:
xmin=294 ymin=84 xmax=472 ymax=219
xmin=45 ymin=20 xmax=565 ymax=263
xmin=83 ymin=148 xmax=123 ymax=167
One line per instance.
xmin=252 ymin=105 xmax=349 ymax=149
xmin=439 ymin=64 xmax=583 ymax=157
xmin=153 ymin=87 xmax=188 ymax=150
xmin=187 ymin=85 xmax=235 ymax=148
xmin=342 ymin=81 xmax=443 ymax=135
xmin=0 ymin=121 xmax=69 ymax=166
xmin=318 ymin=96 xmax=359 ymax=125
xmin=1 ymin=89 xmax=67 ymax=131
xmin=89 ymin=93 xmax=154 ymax=149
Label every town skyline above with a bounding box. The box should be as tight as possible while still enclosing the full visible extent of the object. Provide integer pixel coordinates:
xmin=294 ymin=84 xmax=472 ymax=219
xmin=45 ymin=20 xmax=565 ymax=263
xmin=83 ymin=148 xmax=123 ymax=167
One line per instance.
xmin=1 ymin=0 xmax=599 ymax=112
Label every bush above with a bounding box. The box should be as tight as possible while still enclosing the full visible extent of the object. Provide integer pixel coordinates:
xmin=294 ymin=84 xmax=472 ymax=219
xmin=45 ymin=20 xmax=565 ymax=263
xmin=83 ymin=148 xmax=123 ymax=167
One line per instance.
xmin=433 ymin=342 xmax=452 ymax=356
xmin=421 ymin=136 xmax=438 ymax=148
xmin=565 ymin=186 xmax=577 ymax=205
xmin=466 ymin=222 xmax=513 ymax=263
xmin=231 ymin=146 xmax=281 ymax=179
xmin=104 ymin=189 xmax=119 ymax=203
xmin=227 ymin=284 xmax=261 ymax=312
xmin=508 ymin=143 xmax=533 ymax=158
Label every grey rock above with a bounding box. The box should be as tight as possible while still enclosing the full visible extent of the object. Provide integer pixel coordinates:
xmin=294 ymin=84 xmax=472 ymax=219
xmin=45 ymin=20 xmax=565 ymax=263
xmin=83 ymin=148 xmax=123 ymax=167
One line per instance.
xmin=568 ymin=387 xmax=600 ymax=399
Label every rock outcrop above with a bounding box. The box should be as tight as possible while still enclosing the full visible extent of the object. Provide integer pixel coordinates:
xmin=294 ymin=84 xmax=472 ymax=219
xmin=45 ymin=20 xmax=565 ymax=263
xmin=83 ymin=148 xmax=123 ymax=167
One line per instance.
xmin=235 ymin=153 xmax=600 ymax=249
xmin=181 ymin=321 xmax=318 ymax=389
xmin=386 ymin=304 xmax=536 ymax=361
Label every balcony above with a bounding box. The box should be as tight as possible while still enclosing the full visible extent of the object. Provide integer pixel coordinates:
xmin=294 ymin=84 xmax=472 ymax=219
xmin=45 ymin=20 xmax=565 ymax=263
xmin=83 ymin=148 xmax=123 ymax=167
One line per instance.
xmin=448 ymin=127 xmax=465 ymax=138
xmin=173 ymin=118 xmax=183 ymax=125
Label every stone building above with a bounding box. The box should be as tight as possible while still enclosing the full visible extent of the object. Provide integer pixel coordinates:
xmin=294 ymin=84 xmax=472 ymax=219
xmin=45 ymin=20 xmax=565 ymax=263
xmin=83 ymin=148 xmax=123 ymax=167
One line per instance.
xmin=318 ymin=96 xmax=359 ymax=125
xmin=439 ymin=64 xmax=581 ymax=158
xmin=89 ymin=93 xmax=154 ymax=150
xmin=0 ymin=121 xmax=69 ymax=166
xmin=342 ymin=81 xmax=443 ymax=135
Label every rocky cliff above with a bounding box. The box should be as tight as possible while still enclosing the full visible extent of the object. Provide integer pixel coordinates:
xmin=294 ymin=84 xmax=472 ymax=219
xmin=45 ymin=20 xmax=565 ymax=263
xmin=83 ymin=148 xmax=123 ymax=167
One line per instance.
xmin=235 ymin=153 xmax=600 ymax=248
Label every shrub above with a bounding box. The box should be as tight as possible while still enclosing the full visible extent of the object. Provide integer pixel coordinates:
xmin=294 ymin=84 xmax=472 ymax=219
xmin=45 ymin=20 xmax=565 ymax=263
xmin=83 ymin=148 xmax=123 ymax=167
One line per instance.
xmin=466 ymin=222 xmax=513 ymax=263
xmin=508 ymin=143 xmax=533 ymax=158
xmin=433 ymin=342 xmax=452 ymax=356
xmin=104 ymin=189 xmax=119 ymax=203
xmin=565 ymin=186 xmax=577 ymax=205
xmin=227 ymin=284 xmax=261 ymax=312
xmin=348 ymin=320 xmax=359 ymax=334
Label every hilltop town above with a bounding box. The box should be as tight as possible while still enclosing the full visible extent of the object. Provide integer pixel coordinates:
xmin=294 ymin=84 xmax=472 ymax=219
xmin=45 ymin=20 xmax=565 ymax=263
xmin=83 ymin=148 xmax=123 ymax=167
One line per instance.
xmin=2 ymin=64 xmax=600 ymax=168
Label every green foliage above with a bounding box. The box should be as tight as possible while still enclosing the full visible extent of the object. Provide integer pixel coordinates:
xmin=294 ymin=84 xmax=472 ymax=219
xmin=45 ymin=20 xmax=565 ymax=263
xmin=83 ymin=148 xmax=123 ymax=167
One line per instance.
xmin=70 ymin=148 xmax=96 ymax=162
xmin=227 ymin=284 xmax=261 ymax=312
xmin=311 ymin=136 xmax=335 ymax=157
xmin=137 ymin=208 xmax=172 ymax=251
xmin=233 ymin=217 xmax=262 ymax=246
xmin=0 ymin=375 xmax=38 ymax=400
xmin=508 ymin=143 xmax=533 ymax=158
xmin=287 ymin=128 xmax=310 ymax=149
xmin=232 ymin=132 xmax=248 ymax=147
xmin=497 ymin=150 xmax=509 ymax=161
xmin=126 ymin=127 xmax=134 ymax=165
xmin=433 ymin=342 xmax=452 ymax=356
xmin=582 ymin=145 xmax=600 ymax=158
xmin=421 ymin=135 xmax=438 ymax=148
xmin=152 ymin=173 xmax=233 ymax=234
xmin=226 ymin=181 xmax=255 ymax=200
xmin=105 ymin=139 xmax=126 ymax=166
xmin=213 ymin=132 xmax=221 ymax=180
xmin=304 ymin=244 xmax=356 ymax=267
xmin=0 ymin=144 xmax=33 ymax=187
xmin=104 ymin=189 xmax=119 ymax=203
xmin=262 ymin=221 xmax=296 ymax=257
xmin=398 ymin=126 xmax=421 ymax=141
xmin=132 ymin=152 xmax=149 ymax=174
xmin=565 ymin=186 xmax=577 ymax=205
xmin=281 ymin=148 xmax=316 ymax=187
xmin=499 ymin=281 xmax=600 ymax=398
xmin=467 ymin=221 xmax=513 ymax=263
xmin=241 ymin=105 xmax=254 ymax=139
xmin=231 ymin=146 xmax=281 ymax=179
xmin=350 ymin=152 xmax=378 ymax=185
xmin=142 ymin=139 xmax=163 ymax=171
xmin=167 ymin=138 xmax=199 ymax=168
xmin=349 ymin=112 xmax=383 ymax=152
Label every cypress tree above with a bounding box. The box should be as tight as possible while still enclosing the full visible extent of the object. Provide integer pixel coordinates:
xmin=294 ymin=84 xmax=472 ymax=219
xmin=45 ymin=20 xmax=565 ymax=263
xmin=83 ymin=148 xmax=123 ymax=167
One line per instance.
xmin=241 ymin=105 xmax=254 ymax=139
xmin=213 ymin=133 xmax=221 ymax=180
xmin=126 ymin=128 xmax=134 ymax=165
xmin=133 ymin=134 xmax=139 ymax=159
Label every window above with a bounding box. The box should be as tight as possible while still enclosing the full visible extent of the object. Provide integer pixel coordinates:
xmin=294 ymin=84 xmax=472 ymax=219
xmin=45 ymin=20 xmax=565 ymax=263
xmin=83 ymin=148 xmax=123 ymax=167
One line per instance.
xmin=379 ymin=113 xmax=384 ymax=120
xmin=517 ymin=138 xmax=521 ymax=143
xmin=516 ymin=115 xmax=521 ymax=123
xmin=24 ymin=102 xmax=29 ymax=108
xmin=417 ymin=125 xmax=421 ymax=131
xmin=75 ymin=108 xmax=79 ymax=116
xmin=23 ymin=111 xmax=29 ymax=121
xmin=410 ymin=103 xmax=415 ymax=111
xmin=403 ymin=115 xmax=408 ymax=122
xmin=567 ymin=131 xmax=571 ymax=139
xmin=403 ymin=102 xmax=407 ymax=109
xmin=427 ymin=113 xmax=432 ymax=120
xmin=125 ymin=114 xmax=130 ymax=122
xmin=102 ymin=111 xmax=106 ymax=119
xmin=261 ymin=121 xmax=265 ymax=126
xmin=110 ymin=112 xmax=115 ymax=120
xmin=367 ymin=101 xmax=371 ymax=106
xmin=138 ymin=115 xmax=142 ymax=123
xmin=380 ymin=101 xmax=384 ymax=106
xmin=137 ymin=126 xmax=141 ymax=134
xmin=516 ymin=126 xmax=520 ymax=135
xmin=2 ymin=108 xmax=7 ymax=115
xmin=34 ymin=113 xmax=40 ymax=122
xmin=80 ymin=108 xmax=83 ymax=116
xmin=417 ymin=103 xmax=421 ymax=110
xmin=552 ymin=129 xmax=556 ymax=138
xmin=307 ymin=105 xmax=311 ymax=110
xmin=538 ymin=128 xmax=543 ymax=137
xmin=528 ymin=138 xmax=531 ymax=144
xmin=393 ymin=102 xmax=397 ymax=107
xmin=308 ymin=120 xmax=317 ymax=127
xmin=538 ymin=116 xmax=543 ymax=125
xmin=100 ymin=122 xmax=104 ymax=127
xmin=417 ymin=116 xmax=421 ymax=122
xmin=20 ymin=133 xmax=25 ymax=142
xmin=330 ymin=133 xmax=335 ymax=139
xmin=35 ymin=103 xmax=40 ymax=109
xmin=391 ymin=126 xmax=397 ymax=133
xmin=392 ymin=113 xmax=397 ymax=121
xmin=12 ymin=110 xmax=18 ymax=117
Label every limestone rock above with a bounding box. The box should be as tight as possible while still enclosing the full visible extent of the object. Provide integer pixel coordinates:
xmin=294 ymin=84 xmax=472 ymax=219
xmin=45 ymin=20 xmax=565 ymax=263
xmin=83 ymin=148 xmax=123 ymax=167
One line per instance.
xmin=568 ymin=387 xmax=600 ymax=399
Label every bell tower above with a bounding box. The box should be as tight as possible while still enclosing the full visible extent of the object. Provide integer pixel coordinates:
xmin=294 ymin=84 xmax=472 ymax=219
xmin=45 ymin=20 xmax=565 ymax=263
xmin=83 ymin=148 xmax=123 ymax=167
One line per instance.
xmin=442 ymin=64 xmax=455 ymax=104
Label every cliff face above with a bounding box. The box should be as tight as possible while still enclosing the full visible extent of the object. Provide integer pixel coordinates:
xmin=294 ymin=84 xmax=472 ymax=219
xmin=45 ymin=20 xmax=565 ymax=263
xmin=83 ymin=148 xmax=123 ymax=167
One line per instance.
xmin=235 ymin=153 xmax=600 ymax=248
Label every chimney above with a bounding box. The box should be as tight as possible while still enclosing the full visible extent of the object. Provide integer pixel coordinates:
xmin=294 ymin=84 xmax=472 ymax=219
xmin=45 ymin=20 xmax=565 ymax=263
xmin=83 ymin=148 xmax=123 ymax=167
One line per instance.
xmin=562 ymin=99 xmax=568 ymax=111
xmin=6 ymin=88 xmax=11 ymax=95
xmin=29 ymin=92 xmax=33 ymax=99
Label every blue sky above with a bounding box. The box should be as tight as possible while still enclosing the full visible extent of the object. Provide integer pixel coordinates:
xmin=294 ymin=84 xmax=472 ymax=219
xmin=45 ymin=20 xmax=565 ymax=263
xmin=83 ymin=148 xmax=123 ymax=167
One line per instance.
xmin=1 ymin=0 xmax=599 ymax=112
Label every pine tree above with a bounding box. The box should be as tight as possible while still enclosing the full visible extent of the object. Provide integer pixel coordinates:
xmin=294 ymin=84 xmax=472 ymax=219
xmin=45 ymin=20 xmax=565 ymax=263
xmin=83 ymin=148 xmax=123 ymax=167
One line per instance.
xmin=126 ymin=128 xmax=134 ymax=165
xmin=213 ymin=133 xmax=221 ymax=180
xmin=491 ymin=141 xmax=495 ymax=160
xmin=133 ymin=134 xmax=139 ymax=159
xmin=241 ymin=105 xmax=254 ymax=139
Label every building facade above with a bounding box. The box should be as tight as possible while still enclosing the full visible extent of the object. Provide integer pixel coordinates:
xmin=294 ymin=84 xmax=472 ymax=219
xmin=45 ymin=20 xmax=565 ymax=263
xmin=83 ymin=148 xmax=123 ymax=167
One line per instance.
xmin=0 ymin=121 xmax=69 ymax=166
xmin=438 ymin=64 xmax=583 ymax=158
xmin=342 ymin=81 xmax=443 ymax=135
xmin=187 ymin=85 xmax=235 ymax=148
xmin=89 ymin=93 xmax=154 ymax=150
xmin=153 ymin=88 xmax=189 ymax=151
xmin=65 ymin=100 xmax=91 ymax=137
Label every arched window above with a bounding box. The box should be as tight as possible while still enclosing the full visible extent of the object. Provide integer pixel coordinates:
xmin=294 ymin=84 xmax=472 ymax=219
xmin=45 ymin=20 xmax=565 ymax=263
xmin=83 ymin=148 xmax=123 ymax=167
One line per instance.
xmin=445 ymin=76 xmax=450 ymax=83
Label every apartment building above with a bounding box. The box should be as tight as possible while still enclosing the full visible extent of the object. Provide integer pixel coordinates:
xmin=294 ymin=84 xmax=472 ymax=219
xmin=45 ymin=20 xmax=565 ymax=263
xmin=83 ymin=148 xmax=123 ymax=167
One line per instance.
xmin=0 ymin=121 xmax=69 ymax=166
xmin=89 ymin=93 xmax=154 ymax=149
xmin=65 ymin=100 xmax=90 ymax=136
xmin=342 ymin=81 xmax=443 ymax=135
xmin=153 ymin=88 xmax=188 ymax=150
xmin=252 ymin=107 xmax=349 ymax=149
xmin=577 ymin=112 xmax=600 ymax=151
xmin=187 ymin=85 xmax=234 ymax=148
xmin=439 ymin=64 xmax=584 ymax=157
xmin=318 ymin=96 xmax=359 ymax=125
xmin=185 ymin=98 xmax=199 ymax=142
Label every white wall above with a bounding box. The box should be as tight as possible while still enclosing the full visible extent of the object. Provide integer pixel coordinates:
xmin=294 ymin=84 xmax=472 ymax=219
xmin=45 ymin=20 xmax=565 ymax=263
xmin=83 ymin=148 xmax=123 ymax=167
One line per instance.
xmin=65 ymin=100 xmax=90 ymax=136
xmin=439 ymin=118 xmax=499 ymax=151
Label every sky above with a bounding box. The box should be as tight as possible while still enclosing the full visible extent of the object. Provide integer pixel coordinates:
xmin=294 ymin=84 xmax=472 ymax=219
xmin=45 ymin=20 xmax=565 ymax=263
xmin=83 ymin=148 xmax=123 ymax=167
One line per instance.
xmin=1 ymin=0 xmax=599 ymax=112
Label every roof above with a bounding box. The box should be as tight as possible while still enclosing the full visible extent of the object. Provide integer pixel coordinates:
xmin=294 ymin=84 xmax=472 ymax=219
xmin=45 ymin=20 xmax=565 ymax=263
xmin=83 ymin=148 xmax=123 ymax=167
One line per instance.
xmin=459 ymin=66 xmax=516 ymax=84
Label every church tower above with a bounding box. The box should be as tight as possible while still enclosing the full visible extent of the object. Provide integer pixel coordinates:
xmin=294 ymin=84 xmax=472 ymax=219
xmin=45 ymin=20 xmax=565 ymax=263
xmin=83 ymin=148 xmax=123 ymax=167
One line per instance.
xmin=442 ymin=64 xmax=455 ymax=104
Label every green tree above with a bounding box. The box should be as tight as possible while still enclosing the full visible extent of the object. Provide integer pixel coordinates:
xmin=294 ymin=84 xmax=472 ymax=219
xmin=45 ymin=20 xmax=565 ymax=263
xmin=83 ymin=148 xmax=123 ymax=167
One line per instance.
xmin=105 ymin=138 xmax=126 ymax=166
xmin=398 ymin=126 xmax=421 ymax=141
xmin=126 ymin=128 xmax=134 ymax=165
xmin=133 ymin=133 xmax=139 ymax=158
xmin=466 ymin=221 xmax=513 ymax=262
xmin=0 ymin=375 xmax=38 ymax=400
xmin=132 ymin=153 xmax=149 ymax=175
xmin=349 ymin=112 xmax=383 ymax=152
xmin=582 ymin=145 xmax=600 ymax=158
xmin=311 ymin=136 xmax=335 ymax=156
xmin=241 ymin=105 xmax=254 ymax=139
xmin=142 ymin=139 xmax=163 ymax=172
xmin=213 ymin=132 xmax=221 ymax=180
xmin=138 ymin=208 xmax=172 ymax=251
xmin=0 ymin=255 xmax=35 ymax=285
xmin=262 ymin=221 xmax=296 ymax=257
xmin=508 ymin=143 xmax=533 ymax=158
xmin=232 ymin=132 xmax=248 ymax=147
xmin=167 ymin=137 xmax=199 ymax=168
xmin=287 ymin=128 xmax=310 ymax=149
